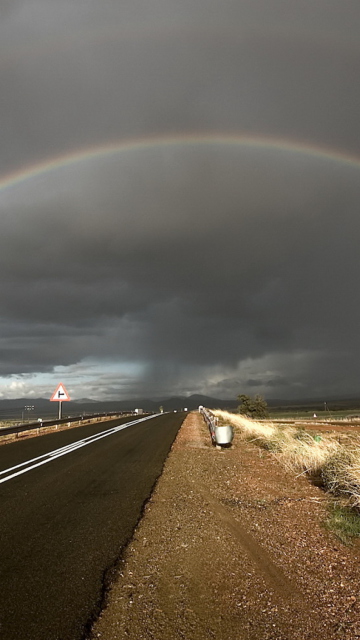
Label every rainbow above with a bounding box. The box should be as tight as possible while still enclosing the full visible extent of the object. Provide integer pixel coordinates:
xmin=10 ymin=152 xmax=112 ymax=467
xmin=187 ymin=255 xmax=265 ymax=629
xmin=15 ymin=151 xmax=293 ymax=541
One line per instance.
xmin=1 ymin=133 xmax=360 ymax=194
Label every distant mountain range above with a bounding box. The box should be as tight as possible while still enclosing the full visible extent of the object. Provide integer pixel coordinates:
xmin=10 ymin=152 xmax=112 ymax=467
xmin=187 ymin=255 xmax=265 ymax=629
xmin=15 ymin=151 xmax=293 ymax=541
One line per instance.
xmin=1 ymin=394 xmax=360 ymax=421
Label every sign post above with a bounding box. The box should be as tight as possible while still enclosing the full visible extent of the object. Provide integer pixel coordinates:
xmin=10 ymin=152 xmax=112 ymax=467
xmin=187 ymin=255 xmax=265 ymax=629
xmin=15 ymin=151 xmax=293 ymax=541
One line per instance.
xmin=50 ymin=383 xmax=71 ymax=420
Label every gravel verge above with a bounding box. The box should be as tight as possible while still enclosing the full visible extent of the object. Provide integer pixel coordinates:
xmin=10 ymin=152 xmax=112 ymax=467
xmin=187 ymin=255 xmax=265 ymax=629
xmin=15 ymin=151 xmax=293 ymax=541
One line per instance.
xmin=89 ymin=412 xmax=360 ymax=640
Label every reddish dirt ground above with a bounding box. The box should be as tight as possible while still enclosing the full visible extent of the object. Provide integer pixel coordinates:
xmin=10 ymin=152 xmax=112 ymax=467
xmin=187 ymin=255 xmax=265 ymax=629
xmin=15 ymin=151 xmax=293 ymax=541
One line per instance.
xmin=273 ymin=419 xmax=360 ymax=435
xmin=89 ymin=412 xmax=360 ymax=640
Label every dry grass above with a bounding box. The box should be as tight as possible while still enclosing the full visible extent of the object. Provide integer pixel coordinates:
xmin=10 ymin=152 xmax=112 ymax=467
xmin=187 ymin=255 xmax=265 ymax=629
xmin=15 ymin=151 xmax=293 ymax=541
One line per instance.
xmin=213 ymin=409 xmax=360 ymax=508
xmin=214 ymin=410 xmax=277 ymax=440
xmin=321 ymin=449 xmax=360 ymax=509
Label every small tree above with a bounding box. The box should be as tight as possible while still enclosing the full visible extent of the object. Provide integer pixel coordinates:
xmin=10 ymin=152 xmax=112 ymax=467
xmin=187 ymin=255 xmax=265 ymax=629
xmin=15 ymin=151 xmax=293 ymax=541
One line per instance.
xmin=237 ymin=394 xmax=269 ymax=418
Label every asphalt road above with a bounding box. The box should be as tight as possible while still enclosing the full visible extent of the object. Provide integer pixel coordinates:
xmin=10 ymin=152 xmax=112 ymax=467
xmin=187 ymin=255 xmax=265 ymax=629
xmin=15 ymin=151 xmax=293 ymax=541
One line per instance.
xmin=0 ymin=412 xmax=184 ymax=640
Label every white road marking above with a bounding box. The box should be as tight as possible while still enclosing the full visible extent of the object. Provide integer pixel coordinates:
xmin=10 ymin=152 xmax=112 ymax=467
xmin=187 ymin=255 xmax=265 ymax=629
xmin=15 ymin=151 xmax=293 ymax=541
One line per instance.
xmin=0 ymin=414 xmax=157 ymax=485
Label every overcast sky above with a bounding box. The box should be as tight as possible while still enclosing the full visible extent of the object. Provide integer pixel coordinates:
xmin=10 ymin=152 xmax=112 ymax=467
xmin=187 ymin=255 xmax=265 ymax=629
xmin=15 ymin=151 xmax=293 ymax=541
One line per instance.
xmin=1 ymin=0 xmax=360 ymax=402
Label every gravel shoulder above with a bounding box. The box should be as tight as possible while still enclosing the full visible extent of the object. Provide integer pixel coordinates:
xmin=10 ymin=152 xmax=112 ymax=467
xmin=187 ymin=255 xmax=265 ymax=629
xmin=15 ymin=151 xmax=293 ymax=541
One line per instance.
xmin=89 ymin=412 xmax=360 ymax=640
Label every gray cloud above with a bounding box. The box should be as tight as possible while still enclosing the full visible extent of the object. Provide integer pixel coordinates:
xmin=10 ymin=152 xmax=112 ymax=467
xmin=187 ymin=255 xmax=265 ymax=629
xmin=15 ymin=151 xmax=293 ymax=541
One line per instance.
xmin=1 ymin=1 xmax=360 ymax=400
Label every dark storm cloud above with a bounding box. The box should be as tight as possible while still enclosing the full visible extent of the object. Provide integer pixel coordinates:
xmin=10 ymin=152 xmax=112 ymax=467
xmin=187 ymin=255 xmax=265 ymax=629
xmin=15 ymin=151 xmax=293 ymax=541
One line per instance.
xmin=1 ymin=0 xmax=360 ymax=399
xmin=2 ymin=0 xmax=360 ymax=170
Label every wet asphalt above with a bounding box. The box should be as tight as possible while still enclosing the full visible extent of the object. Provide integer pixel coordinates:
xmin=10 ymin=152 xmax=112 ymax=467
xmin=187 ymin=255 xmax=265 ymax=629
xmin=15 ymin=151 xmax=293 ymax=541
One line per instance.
xmin=0 ymin=412 xmax=184 ymax=640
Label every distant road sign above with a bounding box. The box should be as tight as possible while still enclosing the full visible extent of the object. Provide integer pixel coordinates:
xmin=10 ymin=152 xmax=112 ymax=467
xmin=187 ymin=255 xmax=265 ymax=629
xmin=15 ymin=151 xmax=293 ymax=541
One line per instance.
xmin=50 ymin=383 xmax=71 ymax=402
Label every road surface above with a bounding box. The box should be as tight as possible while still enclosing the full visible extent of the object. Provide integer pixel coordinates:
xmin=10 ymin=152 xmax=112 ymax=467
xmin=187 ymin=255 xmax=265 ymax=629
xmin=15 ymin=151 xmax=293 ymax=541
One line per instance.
xmin=0 ymin=412 xmax=184 ymax=640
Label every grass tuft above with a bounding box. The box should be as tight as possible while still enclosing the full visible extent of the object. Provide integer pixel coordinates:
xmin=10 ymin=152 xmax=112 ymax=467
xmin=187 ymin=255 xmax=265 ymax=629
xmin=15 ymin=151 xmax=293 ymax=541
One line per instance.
xmin=325 ymin=503 xmax=360 ymax=544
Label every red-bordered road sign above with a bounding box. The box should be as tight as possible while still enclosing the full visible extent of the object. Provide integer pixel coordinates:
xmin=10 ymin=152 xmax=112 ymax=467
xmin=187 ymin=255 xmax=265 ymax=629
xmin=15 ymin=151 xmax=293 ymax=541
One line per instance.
xmin=50 ymin=383 xmax=71 ymax=402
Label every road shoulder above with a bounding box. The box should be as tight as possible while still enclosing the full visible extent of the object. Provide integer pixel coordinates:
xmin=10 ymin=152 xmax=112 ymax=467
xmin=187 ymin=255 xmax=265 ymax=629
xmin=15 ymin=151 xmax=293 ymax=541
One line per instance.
xmin=89 ymin=412 xmax=360 ymax=640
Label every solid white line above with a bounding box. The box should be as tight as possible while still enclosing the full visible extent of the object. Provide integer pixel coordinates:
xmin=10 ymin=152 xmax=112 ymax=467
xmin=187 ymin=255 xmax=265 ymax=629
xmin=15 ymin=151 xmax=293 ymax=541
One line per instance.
xmin=0 ymin=414 xmax=157 ymax=484
xmin=0 ymin=415 xmax=152 ymax=476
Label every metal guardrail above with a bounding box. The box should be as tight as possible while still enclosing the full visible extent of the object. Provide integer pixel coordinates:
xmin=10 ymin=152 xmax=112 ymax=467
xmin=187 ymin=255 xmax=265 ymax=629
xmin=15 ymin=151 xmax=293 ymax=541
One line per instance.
xmin=0 ymin=411 xmax=128 ymax=439
xmin=199 ymin=406 xmax=234 ymax=447
xmin=199 ymin=406 xmax=219 ymax=443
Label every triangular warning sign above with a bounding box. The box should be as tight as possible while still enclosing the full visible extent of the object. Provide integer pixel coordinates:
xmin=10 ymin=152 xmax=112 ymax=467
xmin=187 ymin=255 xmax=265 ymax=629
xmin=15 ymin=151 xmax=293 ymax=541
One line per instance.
xmin=50 ymin=383 xmax=71 ymax=402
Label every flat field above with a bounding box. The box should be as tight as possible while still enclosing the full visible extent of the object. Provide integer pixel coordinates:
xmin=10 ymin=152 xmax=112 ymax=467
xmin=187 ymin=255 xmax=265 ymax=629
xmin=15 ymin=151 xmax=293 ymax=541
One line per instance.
xmin=272 ymin=417 xmax=360 ymax=435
